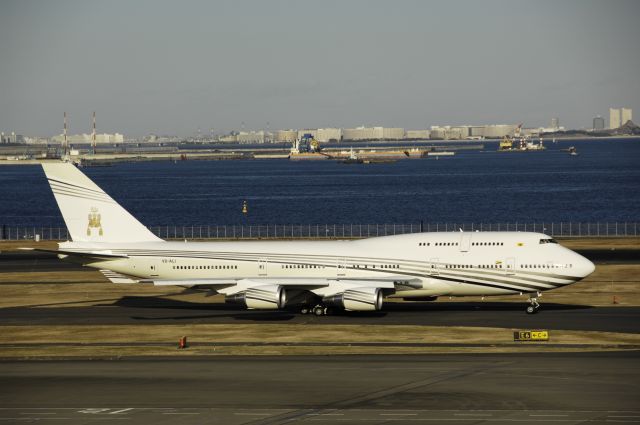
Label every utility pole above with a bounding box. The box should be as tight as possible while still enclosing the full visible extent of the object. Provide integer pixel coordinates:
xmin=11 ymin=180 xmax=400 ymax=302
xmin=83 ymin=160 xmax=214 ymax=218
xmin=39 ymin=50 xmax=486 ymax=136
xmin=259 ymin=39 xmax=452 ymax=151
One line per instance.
xmin=63 ymin=111 xmax=68 ymax=157
xmin=92 ymin=111 xmax=96 ymax=155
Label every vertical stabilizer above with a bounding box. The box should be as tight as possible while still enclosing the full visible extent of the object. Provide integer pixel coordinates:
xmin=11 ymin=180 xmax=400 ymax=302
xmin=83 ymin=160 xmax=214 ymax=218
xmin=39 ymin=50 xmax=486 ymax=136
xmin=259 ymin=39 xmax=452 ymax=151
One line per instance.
xmin=42 ymin=163 xmax=162 ymax=243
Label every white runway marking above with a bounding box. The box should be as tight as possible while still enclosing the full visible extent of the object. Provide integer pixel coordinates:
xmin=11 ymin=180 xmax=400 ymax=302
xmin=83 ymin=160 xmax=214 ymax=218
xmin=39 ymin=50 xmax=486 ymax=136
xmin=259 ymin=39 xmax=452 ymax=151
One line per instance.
xmin=162 ymin=412 xmax=200 ymax=415
xmin=530 ymin=414 xmax=570 ymax=416
xmin=109 ymin=408 xmax=133 ymax=414
xmin=454 ymin=413 xmax=493 ymax=416
xmin=380 ymin=413 xmax=418 ymax=416
xmin=20 ymin=412 xmax=57 ymax=415
xmin=234 ymin=412 xmax=271 ymax=416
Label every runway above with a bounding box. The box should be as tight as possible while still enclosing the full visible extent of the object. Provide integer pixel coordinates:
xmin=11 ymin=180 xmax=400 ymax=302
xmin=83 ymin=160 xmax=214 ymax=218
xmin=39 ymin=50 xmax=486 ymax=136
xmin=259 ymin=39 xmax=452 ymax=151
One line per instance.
xmin=1 ymin=352 xmax=638 ymax=424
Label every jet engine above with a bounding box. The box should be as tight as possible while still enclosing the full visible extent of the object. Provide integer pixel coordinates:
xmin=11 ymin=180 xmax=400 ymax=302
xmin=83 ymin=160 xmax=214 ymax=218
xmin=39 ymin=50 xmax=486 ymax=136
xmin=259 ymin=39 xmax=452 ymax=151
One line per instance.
xmin=225 ymin=285 xmax=286 ymax=310
xmin=323 ymin=287 xmax=383 ymax=311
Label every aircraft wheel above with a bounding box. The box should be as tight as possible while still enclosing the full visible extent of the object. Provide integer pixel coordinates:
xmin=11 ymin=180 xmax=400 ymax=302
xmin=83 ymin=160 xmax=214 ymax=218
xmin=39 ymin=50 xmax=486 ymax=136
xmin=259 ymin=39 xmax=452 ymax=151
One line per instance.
xmin=313 ymin=306 xmax=325 ymax=316
xmin=300 ymin=306 xmax=310 ymax=315
xmin=526 ymin=305 xmax=537 ymax=314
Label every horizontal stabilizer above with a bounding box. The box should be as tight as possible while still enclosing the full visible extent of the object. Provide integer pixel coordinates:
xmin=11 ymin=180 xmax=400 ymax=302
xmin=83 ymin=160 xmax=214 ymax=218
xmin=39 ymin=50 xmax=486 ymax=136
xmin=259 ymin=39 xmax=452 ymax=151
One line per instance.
xmin=145 ymin=278 xmax=237 ymax=289
xmin=19 ymin=247 xmax=128 ymax=260
xmin=100 ymin=269 xmax=139 ymax=284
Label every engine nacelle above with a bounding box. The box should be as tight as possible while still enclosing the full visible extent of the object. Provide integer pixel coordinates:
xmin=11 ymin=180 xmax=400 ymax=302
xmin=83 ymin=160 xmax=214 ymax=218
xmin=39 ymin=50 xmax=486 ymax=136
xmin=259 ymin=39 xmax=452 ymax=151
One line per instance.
xmin=323 ymin=287 xmax=383 ymax=311
xmin=225 ymin=285 xmax=286 ymax=310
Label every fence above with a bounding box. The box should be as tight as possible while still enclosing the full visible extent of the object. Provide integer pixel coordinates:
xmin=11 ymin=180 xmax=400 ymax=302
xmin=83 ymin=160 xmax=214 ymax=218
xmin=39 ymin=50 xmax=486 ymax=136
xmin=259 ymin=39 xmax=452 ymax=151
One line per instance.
xmin=1 ymin=222 xmax=638 ymax=241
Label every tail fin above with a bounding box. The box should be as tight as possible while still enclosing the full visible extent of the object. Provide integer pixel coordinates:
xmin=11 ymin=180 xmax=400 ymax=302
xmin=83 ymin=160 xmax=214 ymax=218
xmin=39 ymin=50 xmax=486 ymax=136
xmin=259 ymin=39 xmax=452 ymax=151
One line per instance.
xmin=42 ymin=162 xmax=162 ymax=243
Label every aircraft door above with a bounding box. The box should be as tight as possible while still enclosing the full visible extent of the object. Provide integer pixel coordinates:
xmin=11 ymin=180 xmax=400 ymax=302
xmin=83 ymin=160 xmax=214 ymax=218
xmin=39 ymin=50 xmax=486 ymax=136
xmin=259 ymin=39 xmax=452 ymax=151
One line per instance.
xmin=258 ymin=258 xmax=268 ymax=277
xmin=336 ymin=258 xmax=347 ymax=277
xmin=459 ymin=233 xmax=471 ymax=252
xmin=505 ymin=257 xmax=515 ymax=275
xmin=428 ymin=258 xmax=440 ymax=276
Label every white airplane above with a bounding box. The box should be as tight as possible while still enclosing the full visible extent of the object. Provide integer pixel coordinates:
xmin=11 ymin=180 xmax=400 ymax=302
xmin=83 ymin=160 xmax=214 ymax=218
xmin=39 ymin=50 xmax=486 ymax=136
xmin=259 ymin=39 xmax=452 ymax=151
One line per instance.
xmin=34 ymin=162 xmax=595 ymax=315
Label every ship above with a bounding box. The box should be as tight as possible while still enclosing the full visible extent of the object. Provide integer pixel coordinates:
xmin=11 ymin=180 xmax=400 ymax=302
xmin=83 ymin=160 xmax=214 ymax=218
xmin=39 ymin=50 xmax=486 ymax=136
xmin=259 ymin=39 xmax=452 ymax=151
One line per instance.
xmin=499 ymin=135 xmax=514 ymax=150
xmin=338 ymin=148 xmax=364 ymax=164
xmin=289 ymin=152 xmax=329 ymax=160
xmin=498 ymin=135 xmax=545 ymax=152
xmin=336 ymin=148 xmax=417 ymax=161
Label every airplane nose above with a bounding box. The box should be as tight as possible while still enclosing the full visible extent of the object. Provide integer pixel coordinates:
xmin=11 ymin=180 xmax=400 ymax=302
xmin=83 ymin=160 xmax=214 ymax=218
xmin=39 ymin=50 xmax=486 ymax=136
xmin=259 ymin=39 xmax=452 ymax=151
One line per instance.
xmin=577 ymin=255 xmax=596 ymax=278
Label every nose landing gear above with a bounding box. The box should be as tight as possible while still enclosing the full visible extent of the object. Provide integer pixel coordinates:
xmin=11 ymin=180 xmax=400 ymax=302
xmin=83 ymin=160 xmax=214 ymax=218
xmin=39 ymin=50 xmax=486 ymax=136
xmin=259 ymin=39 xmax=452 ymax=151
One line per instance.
xmin=526 ymin=294 xmax=541 ymax=314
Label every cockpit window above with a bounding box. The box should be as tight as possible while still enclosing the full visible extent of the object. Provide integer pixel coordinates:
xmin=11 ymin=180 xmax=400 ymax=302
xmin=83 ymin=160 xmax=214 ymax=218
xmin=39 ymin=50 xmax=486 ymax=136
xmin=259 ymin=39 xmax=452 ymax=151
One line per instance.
xmin=539 ymin=238 xmax=558 ymax=244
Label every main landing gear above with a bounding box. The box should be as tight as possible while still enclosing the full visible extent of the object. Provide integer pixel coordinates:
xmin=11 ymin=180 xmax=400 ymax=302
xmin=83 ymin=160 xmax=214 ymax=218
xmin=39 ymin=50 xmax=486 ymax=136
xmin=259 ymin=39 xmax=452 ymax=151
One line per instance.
xmin=300 ymin=304 xmax=332 ymax=316
xmin=526 ymin=294 xmax=541 ymax=314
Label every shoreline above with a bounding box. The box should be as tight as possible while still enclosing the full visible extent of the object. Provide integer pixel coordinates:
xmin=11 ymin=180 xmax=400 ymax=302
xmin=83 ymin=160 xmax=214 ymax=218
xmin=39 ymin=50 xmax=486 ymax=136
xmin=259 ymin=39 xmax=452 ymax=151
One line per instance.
xmin=1 ymin=136 xmax=638 ymax=165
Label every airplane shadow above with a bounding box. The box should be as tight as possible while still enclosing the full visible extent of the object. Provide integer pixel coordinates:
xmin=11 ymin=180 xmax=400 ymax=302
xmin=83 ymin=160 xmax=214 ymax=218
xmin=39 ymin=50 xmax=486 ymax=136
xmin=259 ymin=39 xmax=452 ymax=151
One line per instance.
xmin=384 ymin=301 xmax=594 ymax=312
xmin=102 ymin=295 xmax=593 ymax=323
xmin=109 ymin=296 xmax=298 ymax=322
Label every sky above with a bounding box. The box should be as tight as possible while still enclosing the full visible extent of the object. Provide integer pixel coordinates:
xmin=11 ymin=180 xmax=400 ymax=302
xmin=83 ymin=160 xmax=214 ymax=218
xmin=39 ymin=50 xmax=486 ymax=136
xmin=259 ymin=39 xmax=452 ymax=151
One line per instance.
xmin=1 ymin=0 xmax=639 ymax=137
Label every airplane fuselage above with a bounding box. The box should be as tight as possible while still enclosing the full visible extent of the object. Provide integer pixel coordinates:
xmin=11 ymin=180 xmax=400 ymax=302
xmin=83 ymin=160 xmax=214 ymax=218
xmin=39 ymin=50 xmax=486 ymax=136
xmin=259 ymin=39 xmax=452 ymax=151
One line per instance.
xmin=61 ymin=231 xmax=594 ymax=299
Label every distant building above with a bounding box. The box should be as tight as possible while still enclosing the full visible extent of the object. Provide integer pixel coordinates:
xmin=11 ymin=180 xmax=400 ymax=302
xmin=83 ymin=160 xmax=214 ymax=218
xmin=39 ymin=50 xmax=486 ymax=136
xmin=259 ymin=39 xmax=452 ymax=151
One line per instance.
xmin=452 ymin=127 xmax=469 ymax=139
xmin=468 ymin=126 xmax=485 ymax=138
xmin=0 ymin=132 xmax=25 ymax=144
xmin=52 ymin=133 xmax=124 ymax=144
xmin=593 ymin=116 xmax=605 ymax=131
xmin=405 ymin=130 xmax=430 ymax=139
xmin=449 ymin=127 xmax=468 ymax=139
xmin=236 ymin=131 xmax=266 ymax=143
xmin=478 ymin=124 xmax=518 ymax=139
xmin=609 ymin=107 xmax=632 ymax=129
xmin=99 ymin=133 xmax=124 ymax=143
xmin=24 ymin=136 xmax=50 ymax=144
xmin=428 ymin=126 xmax=446 ymax=139
xmin=295 ymin=128 xmax=342 ymax=142
xmin=342 ymin=127 xmax=370 ymax=140
xmin=274 ymin=130 xmax=297 ymax=143
xmin=315 ymin=128 xmax=342 ymax=142
xmin=621 ymin=108 xmax=633 ymax=126
xmin=218 ymin=134 xmax=237 ymax=143
xmin=342 ymin=126 xmax=404 ymax=141
xmin=610 ymin=108 xmax=621 ymax=129
xmin=429 ymin=126 xmax=464 ymax=140
xmin=296 ymin=129 xmax=317 ymax=140
xmin=531 ymin=126 xmax=565 ymax=135
xmin=551 ymin=117 xmax=559 ymax=129
xmin=382 ymin=127 xmax=405 ymax=140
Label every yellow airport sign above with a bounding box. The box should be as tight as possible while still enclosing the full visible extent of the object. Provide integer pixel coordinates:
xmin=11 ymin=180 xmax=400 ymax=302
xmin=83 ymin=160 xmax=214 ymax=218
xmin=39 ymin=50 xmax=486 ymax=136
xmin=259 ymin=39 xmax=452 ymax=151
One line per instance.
xmin=513 ymin=330 xmax=549 ymax=341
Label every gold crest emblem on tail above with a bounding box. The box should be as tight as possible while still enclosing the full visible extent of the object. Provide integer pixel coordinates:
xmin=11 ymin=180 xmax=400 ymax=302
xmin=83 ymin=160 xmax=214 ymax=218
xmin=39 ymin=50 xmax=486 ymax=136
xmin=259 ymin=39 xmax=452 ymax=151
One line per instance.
xmin=87 ymin=207 xmax=104 ymax=236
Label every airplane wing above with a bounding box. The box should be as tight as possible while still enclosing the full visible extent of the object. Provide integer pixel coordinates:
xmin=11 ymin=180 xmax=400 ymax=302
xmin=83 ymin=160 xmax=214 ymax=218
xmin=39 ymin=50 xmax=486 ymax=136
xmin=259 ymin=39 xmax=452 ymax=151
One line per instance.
xmin=136 ymin=277 xmax=411 ymax=311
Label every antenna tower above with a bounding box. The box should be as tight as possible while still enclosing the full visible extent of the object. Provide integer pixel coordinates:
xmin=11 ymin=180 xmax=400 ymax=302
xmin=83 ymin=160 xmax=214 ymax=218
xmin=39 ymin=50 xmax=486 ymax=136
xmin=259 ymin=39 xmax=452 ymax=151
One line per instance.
xmin=63 ymin=112 xmax=68 ymax=156
xmin=92 ymin=111 xmax=96 ymax=155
